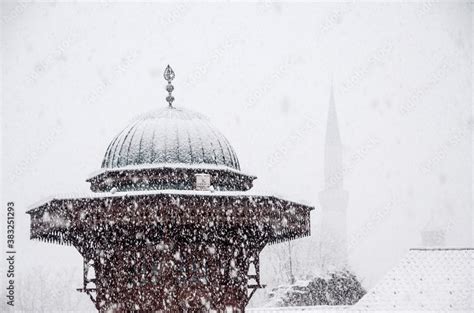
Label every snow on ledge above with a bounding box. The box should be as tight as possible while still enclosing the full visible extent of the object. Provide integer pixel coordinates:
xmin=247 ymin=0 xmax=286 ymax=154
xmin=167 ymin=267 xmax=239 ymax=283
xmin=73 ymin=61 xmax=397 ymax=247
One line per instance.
xmin=87 ymin=162 xmax=256 ymax=180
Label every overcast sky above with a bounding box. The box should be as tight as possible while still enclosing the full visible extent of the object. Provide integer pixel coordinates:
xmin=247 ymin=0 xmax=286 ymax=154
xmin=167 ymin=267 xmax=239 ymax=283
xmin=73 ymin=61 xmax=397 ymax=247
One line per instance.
xmin=1 ymin=1 xmax=472 ymax=311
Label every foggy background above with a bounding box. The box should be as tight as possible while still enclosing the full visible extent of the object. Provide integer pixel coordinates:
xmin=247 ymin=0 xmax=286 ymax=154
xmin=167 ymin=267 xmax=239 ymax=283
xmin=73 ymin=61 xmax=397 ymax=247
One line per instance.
xmin=1 ymin=1 xmax=472 ymax=311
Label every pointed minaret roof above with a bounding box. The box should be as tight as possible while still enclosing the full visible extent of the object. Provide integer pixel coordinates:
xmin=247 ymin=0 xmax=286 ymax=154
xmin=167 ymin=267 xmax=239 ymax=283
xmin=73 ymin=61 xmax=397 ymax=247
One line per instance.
xmin=323 ymin=83 xmax=344 ymax=190
xmin=325 ymin=84 xmax=342 ymax=146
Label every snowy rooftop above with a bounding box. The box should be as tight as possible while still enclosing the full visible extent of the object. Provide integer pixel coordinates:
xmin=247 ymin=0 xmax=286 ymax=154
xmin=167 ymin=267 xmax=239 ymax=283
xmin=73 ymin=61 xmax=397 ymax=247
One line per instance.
xmin=248 ymin=306 xmax=349 ymax=312
xmin=249 ymin=248 xmax=473 ymax=313
xmin=27 ymin=188 xmax=314 ymax=213
xmin=355 ymin=248 xmax=473 ymax=311
xmin=101 ymin=107 xmax=241 ymax=170
xmin=248 ymin=306 xmax=455 ymax=312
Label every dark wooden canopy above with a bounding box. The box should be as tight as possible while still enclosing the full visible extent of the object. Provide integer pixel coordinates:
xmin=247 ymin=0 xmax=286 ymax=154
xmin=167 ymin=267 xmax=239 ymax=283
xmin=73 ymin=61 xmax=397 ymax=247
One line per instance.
xmin=27 ymin=191 xmax=312 ymax=246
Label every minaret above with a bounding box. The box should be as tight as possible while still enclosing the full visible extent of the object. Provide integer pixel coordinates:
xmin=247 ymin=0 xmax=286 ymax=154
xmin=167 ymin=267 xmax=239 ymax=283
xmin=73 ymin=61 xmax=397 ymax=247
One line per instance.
xmin=318 ymin=84 xmax=349 ymax=271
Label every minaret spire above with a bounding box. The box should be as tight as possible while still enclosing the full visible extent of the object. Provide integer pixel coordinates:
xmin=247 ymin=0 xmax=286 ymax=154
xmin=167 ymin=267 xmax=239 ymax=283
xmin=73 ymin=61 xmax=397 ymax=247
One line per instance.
xmin=326 ymin=82 xmax=342 ymax=146
xmin=324 ymin=82 xmax=343 ymax=188
xmin=164 ymin=65 xmax=175 ymax=107
xmin=319 ymin=82 xmax=349 ymax=271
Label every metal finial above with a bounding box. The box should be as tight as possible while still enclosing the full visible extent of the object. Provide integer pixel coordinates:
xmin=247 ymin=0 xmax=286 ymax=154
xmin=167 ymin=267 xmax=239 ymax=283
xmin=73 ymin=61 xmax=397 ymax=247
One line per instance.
xmin=164 ymin=65 xmax=175 ymax=107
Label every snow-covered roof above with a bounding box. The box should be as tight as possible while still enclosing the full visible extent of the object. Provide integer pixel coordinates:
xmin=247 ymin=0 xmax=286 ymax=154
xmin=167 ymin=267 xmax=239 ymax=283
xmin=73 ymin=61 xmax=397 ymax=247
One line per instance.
xmin=355 ymin=248 xmax=473 ymax=311
xmin=248 ymin=305 xmax=349 ymax=312
xmin=101 ymin=107 xmax=240 ymax=170
xmin=249 ymin=248 xmax=473 ymax=312
xmin=26 ymin=187 xmax=314 ymax=246
xmin=27 ymin=189 xmax=314 ymax=213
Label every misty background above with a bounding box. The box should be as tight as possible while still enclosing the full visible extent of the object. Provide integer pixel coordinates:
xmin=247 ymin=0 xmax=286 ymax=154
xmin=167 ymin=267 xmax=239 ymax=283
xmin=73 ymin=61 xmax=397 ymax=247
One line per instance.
xmin=1 ymin=1 xmax=472 ymax=311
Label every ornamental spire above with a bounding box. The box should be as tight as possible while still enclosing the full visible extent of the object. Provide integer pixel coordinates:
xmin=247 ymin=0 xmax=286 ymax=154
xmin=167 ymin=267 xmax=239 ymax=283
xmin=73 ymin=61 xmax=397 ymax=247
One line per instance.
xmin=164 ymin=65 xmax=175 ymax=107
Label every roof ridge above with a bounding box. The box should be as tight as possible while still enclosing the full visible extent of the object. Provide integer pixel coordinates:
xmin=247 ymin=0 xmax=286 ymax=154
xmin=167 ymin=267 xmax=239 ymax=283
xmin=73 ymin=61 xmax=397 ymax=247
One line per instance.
xmin=409 ymin=247 xmax=474 ymax=251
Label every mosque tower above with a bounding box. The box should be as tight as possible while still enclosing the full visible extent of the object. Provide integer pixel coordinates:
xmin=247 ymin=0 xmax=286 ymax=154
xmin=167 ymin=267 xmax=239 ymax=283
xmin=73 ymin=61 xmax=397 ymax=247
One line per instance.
xmin=318 ymin=85 xmax=349 ymax=271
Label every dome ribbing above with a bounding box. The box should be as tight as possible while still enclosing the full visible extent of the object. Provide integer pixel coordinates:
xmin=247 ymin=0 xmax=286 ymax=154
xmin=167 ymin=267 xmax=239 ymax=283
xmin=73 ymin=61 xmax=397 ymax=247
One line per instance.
xmin=101 ymin=107 xmax=240 ymax=170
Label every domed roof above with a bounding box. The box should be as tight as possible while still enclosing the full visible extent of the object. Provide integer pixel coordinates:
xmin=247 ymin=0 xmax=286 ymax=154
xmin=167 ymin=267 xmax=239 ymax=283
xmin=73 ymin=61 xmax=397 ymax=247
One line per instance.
xmin=101 ymin=107 xmax=240 ymax=171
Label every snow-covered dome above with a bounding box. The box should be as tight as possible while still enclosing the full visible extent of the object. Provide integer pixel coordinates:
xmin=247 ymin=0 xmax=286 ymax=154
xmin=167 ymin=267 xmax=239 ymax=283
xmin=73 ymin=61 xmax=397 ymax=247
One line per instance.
xmin=101 ymin=107 xmax=240 ymax=170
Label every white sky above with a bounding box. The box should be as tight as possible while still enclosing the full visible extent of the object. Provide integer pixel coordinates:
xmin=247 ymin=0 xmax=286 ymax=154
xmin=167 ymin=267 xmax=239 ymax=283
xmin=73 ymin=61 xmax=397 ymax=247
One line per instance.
xmin=1 ymin=1 xmax=472 ymax=311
